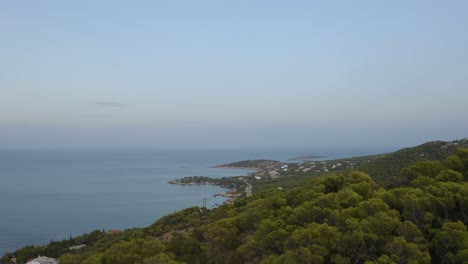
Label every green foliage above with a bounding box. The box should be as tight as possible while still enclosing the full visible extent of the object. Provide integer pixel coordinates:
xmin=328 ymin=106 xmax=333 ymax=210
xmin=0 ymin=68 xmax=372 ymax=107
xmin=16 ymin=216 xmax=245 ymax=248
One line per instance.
xmin=1 ymin=230 xmax=107 ymax=263
xmin=81 ymin=253 xmax=104 ymax=264
xmin=142 ymin=253 xmax=182 ymax=264
xmin=431 ymin=221 xmax=468 ymax=263
xmin=403 ymin=160 xmax=445 ymax=181
xmin=59 ymin=253 xmax=86 ymax=264
xmin=359 ymin=140 xmax=468 ymax=186
xmin=436 ymin=169 xmax=464 ymax=182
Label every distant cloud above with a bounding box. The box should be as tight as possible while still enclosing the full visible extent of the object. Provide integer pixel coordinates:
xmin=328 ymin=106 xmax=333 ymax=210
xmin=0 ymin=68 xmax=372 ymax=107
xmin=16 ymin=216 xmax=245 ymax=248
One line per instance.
xmin=89 ymin=101 xmax=127 ymax=108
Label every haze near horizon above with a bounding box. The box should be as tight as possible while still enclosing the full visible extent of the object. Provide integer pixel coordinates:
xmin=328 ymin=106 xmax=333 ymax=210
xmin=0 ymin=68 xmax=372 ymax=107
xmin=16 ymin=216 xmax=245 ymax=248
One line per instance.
xmin=1 ymin=1 xmax=467 ymax=149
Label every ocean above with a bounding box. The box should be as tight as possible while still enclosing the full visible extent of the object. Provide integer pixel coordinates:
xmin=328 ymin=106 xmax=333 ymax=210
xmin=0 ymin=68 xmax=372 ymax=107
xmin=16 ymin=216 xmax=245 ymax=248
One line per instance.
xmin=0 ymin=147 xmax=394 ymax=255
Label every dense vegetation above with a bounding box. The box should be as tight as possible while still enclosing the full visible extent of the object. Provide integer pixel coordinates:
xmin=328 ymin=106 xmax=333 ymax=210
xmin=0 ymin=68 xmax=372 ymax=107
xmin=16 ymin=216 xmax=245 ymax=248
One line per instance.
xmin=359 ymin=140 xmax=468 ymax=186
xmin=2 ymin=147 xmax=468 ymax=264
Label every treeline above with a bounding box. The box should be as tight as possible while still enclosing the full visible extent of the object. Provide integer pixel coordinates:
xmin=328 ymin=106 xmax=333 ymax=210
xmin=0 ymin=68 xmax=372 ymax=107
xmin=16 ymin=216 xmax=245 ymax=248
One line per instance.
xmin=0 ymin=230 xmax=107 ymax=264
xmin=3 ymin=149 xmax=468 ymax=264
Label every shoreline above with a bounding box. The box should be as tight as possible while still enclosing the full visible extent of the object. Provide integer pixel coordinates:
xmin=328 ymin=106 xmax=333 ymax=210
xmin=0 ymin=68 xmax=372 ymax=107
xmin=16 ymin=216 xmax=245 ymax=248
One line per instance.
xmin=169 ymin=174 xmax=249 ymax=203
xmin=169 ymin=160 xmax=286 ymax=202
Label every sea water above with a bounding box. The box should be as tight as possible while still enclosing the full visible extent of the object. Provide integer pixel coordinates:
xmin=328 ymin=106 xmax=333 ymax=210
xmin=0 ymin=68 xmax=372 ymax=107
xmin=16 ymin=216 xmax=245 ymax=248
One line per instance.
xmin=0 ymin=147 xmax=393 ymax=254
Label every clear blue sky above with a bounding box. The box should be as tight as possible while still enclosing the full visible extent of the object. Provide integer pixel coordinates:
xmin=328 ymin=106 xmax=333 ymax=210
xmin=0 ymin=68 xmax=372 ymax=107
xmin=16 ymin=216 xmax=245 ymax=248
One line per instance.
xmin=1 ymin=1 xmax=467 ymax=149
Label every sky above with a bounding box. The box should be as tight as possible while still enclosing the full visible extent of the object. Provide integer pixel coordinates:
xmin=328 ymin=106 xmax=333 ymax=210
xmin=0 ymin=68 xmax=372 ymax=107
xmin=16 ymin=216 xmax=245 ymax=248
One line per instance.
xmin=1 ymin=1 xmax=467 ymax=149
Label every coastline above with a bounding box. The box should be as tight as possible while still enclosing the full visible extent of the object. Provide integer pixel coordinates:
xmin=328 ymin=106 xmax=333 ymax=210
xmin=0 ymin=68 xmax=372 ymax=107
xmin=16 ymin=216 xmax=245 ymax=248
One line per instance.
xmin=1 ymin=148 xmax=398 ymax=256
xmin=169 ymin=160 xmax=285 ymax=202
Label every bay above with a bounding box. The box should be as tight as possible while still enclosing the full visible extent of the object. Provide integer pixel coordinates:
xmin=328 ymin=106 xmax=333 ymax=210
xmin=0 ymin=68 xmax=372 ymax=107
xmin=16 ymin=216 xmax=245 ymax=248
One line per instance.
xmin=0 ymin=147 xmax=393 ymax=255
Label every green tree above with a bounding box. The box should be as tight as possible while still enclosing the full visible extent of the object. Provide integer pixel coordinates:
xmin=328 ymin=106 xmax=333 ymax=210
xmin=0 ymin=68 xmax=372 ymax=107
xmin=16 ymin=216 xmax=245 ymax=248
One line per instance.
xmin=431 ymin=221 xmax=468 ymax=263
xmin=402 ymin=161 xmax=445 ymax=181
xmin=436 ymin=170 xmax=464 ymax=182
xmin=142 ymin=253 xmax=182 ymax=264
xmin=385 ymin=236 xmax=430 ymax=264
xmin=59 ymin=253 xmax=86 ymax=264
xmin=343 ymin=172 xmax=378 ymax=199
xmin=82 ymin=253 xmax=105 ymax=264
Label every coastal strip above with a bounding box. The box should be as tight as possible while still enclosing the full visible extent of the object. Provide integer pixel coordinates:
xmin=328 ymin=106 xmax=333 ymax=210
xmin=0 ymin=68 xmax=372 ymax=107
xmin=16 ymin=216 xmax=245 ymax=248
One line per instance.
xmin=168 ymin=154 xmax=393 ymax=203
xmin=169 ymin=160 xmax=289 ymax=202
xmin=169 ymin=176 xmax=246 ymax=203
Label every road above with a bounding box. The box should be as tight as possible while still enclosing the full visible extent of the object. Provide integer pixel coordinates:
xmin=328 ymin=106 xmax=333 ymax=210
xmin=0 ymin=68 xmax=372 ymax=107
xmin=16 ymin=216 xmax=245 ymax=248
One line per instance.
xmin=243 ymin=179 xmax=252 ymax=197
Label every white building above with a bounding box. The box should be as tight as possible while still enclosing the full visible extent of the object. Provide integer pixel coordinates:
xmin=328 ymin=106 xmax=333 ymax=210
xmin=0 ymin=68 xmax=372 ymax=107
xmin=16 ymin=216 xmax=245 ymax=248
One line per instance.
xmin=27 ymin=256 xmax=58 ymax=264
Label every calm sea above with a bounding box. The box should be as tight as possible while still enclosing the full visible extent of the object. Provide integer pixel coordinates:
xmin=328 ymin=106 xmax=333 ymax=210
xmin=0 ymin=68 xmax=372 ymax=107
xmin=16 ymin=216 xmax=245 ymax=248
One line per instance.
xmin=0 ymin=147 xmax=393 ymax=255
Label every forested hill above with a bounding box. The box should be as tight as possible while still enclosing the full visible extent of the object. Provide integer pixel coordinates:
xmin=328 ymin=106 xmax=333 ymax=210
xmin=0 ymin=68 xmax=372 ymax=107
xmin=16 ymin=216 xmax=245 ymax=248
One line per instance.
xmin=359 ymin=138 xmax=468 ymax=186
xmin=249 ymin=138 xmax=468 ymax=192
xmin=2 ymin=145 xmax=468 ymax=264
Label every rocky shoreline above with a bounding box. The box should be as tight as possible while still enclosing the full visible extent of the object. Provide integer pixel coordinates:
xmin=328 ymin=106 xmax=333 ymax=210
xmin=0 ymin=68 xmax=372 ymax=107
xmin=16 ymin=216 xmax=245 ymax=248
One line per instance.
xmin=168 ymin=176 xmax=240 ymax=189
xmin=168 ymin=175 xmax=247 ymax=203
xmin=168 ymin=159 xmax=289 ymax=202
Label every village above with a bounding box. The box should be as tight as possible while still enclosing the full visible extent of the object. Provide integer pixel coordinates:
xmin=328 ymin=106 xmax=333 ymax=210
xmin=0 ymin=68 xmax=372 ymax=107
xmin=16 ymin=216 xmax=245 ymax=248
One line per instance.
xmin=168 ymin=155 xmax=377 ymax=202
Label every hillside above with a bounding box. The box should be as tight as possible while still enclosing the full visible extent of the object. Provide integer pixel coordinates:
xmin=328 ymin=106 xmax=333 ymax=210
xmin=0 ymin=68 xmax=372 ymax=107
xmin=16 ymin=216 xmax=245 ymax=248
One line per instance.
xmin=168 ymin=139 xmax=468 ymax=198
xmin=2 ymin=143 xmax=468 ymax=264
xmin=359 ymin=138 xmax=468 ymax=185
xmin=251 ymin=138 xmax=468 ymax=191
